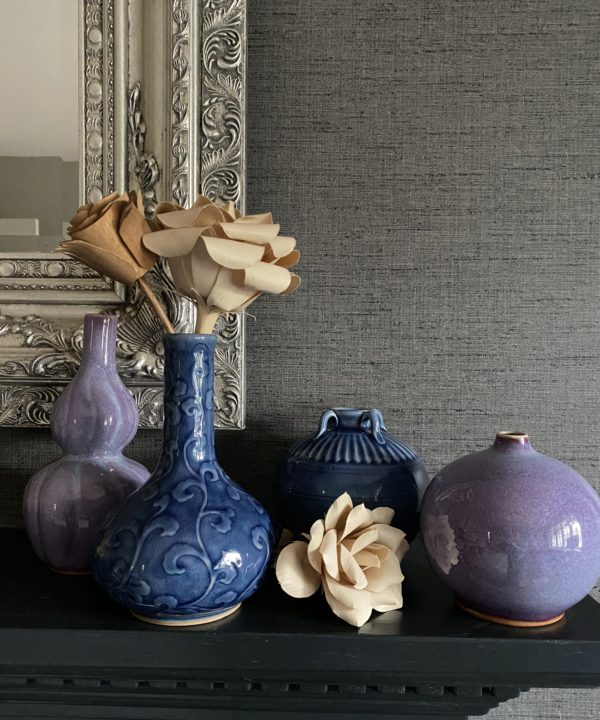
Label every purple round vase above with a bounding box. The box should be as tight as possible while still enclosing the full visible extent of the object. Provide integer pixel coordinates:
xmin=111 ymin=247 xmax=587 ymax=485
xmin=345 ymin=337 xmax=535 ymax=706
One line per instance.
xmin=23 ymin=314 xmax=150 ymax=573
xmin=421 ymin=431 xmax=600 ymax=626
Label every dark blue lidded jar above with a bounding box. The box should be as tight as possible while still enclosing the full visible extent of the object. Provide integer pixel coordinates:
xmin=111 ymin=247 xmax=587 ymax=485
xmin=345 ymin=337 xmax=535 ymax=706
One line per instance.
xmin=277 ymin=407 xmax=429 ymax=540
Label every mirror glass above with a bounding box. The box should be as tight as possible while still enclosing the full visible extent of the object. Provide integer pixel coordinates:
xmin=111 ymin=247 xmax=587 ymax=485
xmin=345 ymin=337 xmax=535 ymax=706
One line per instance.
xmin=0 ymin=0 xmax=79 ymax=253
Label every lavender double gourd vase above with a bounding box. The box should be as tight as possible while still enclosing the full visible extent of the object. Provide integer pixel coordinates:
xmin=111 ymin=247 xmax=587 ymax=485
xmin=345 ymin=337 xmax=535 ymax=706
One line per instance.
xmin=421 ymin=432 xmax=600 ymax=627
xmin=23 ymin=314 xmax=149 ymax=573
xmin=278 ymin=408 xmax=429 ymax=540
xmin=92 ymin=333 xmax=275 ymax=626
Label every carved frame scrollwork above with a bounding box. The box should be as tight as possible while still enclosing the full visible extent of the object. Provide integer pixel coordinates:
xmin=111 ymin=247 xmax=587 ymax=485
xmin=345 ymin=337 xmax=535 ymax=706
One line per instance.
xmin=0 ymin=0 xmax=246 ymax=429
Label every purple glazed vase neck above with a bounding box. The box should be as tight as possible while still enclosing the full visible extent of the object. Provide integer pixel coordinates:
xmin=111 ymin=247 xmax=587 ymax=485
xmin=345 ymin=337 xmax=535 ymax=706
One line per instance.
xmin=80 ymin=314 xmax=117 ymax=370
xmin=51 ymin=314 xmax=139 ymax=456
xmin=493 ymin=431 xmax=534 ymax=452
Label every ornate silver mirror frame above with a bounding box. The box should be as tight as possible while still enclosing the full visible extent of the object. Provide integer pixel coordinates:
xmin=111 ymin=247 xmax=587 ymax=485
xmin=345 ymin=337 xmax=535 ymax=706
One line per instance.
xmin=0 ymin=0 xmax=246 ymax=428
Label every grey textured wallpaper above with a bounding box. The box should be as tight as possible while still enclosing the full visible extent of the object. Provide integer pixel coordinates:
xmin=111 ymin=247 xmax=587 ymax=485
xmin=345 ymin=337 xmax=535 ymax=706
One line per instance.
xmin=0 ymin=0 xmax=599 ymax=717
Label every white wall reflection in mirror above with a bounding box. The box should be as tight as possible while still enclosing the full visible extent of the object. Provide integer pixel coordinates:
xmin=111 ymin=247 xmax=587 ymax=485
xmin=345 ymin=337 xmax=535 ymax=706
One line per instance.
xmin=0 ymin=0 xmax=78 ymax=252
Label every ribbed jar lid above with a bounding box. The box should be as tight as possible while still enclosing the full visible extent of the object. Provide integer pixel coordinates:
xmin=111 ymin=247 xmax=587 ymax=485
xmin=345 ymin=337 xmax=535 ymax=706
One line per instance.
xmin=287 ymin=408 xmax=419 ymax=465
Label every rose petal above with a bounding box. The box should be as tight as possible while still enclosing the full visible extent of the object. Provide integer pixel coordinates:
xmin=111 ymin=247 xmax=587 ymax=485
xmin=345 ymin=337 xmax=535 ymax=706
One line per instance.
xmin=188 ymin=241 xmax=221 ymax=300
xmin=118 ymin=203 xmax=155 ymax=269
xmin=340 ymin=504 xmax=373 ymax=540
xmin=234 ymin=212 xmax=273 ymax=224
xmin=167 ymin=256 xmax=195 ymax=297
xmin=220 ymin=222 xmax=280 ymax=244
xmin=348 ymin=528 xmax=378 ymax=555
xmin=217 ymin=201 xmax=238 ymax=221
xmin=367 ymin=524 xmax=409 ymax=554
xmin=322 ymin=577 xmax=373 ymax=627
xmin=266 ymin=235 xmax=296 ymax=259
xmin=369 ymin=543 xmax=393 ymax=563
xmin=206 ymin=269 xmax=255 ymax=312
xmin=128 ymin=190 xmax=145 ymax=214
xmin=339 ymin=544 xmax=367 ymax=589
xmin=70 ymin=211 xmax=99 ymax=234
xmin=192 ymin=195 xmax=213 ymax=209
xmin=143 ymin=228 xmax=201 ymax=257
xmin=352 ymin=549 xmax=381 ymax=569
xmin=155 ymin=201 xmax=184 ymax=216
xmin=307 ymin=519 xmax=325 ymax=573
xmin=324 ymin=493 xmax=354 ymax=531
xmin=89 ymin=191 xmax=120 ymax=216
xmin=60 ymin=241 xmax=141 ymax=285
xmin=370 ymin=507 xmax=395 ymax=526
xmin=69 ymin=202 xmax=128 ymax=255
xmin=192 ymin=204 xmax=227 ymax=228
xmin=322 ymin=573 xmax=373 ymax=612
xmin=273 ymin=250 xmax=300 ymax=268
xmin=371 ymin=582 xmax=404 ymax=613
xmin=276 ymin=542 xmax=321 ymax=599
xmin=69 ymin=204 xmax=91 ymax=228
xmin=363 ymin=549 xmax=404 ymax=592
xmin=202 ymin=235 xmax=264 ymax=270
xmin=320 ymin=529 xmax=340 ymax=580
xmin=156 ymin=207 xmax=206 ymax=229
xmin=240 ymin=262 xmax=295 ymax=295
xmin=283 ymin=273 xmax=301 ymax=294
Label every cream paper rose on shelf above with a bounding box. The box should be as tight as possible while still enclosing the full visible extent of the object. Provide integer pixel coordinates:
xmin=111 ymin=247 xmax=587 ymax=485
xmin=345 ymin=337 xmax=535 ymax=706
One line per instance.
xmin=275 ymin=493 xmax=409 ymax=627
xmin=143 ymin=195 xmax=300 ymax=333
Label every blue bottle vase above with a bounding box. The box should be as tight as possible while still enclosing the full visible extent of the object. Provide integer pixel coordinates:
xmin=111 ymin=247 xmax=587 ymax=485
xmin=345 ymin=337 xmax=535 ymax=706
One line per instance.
xmin=92 ymin=333 xmax=275 ymax=626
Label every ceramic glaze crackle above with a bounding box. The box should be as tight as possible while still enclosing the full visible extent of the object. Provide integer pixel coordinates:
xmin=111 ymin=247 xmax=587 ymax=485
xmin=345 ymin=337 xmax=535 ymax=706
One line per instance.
xmin=92 ymin=334 xmax=274 ymax=626
xmin=421 ymin=432 xmax=600 ymax=627
xmin=23 ymin=315 xmax=149 ymax=573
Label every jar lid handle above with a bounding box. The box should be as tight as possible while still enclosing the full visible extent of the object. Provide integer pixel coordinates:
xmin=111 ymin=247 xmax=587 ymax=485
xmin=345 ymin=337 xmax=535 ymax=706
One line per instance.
xmin=361 ymin=409 xmax=386 ymax=444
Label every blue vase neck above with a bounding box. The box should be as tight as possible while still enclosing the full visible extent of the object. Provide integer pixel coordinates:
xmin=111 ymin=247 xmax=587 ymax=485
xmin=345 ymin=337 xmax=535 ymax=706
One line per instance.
xmin=161 ymin=333 xmax=216 ymax=466
xmin=331 ymin=408 xmax=370 ymax=431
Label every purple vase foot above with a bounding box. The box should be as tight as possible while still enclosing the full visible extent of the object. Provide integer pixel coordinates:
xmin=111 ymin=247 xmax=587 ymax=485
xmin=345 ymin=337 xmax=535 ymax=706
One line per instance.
xmin=457 ymin=600 xmax=565 ymax=628
xmin=48 ymin=567 xmax=92 ymax=576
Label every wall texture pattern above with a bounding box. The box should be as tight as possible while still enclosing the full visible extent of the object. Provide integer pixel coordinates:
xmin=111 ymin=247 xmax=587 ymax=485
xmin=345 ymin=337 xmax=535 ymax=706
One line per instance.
xmin=0 ymin=0 xmax=599 ymax=717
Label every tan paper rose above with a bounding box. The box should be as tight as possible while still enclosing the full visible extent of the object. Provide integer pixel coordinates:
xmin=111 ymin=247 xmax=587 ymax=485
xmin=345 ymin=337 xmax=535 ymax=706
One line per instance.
xmin=142 ymin=195 xmax=300 ymax=333
xmin=276 ymin=493 xmax=409 ymax=627
xmin=59 ymin=191 xmax=173 ymax=332
xmin=60 ymin=191 xmax=156 ymax=285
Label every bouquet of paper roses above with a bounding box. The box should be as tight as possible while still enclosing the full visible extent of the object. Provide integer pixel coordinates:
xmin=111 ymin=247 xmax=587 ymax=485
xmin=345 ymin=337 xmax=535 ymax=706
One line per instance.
xmin=60 ymin=191 xmax=300 ymax=332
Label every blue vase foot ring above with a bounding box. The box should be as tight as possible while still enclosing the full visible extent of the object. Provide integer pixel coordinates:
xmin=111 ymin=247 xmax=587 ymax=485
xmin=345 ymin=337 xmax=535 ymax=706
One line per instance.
xmin=129 ymin=603 xmax=241 ymax=627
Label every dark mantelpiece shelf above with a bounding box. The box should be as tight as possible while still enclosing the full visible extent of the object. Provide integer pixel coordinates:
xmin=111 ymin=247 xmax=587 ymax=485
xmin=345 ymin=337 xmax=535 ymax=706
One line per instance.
xmin=0 ymin=530 xmax=599 ymax=720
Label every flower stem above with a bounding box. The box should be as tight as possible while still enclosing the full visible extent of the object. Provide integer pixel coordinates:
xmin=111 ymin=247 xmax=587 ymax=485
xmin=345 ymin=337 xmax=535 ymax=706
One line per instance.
xmin=195 ymin=304 xmax=220 ymax=334
xmin=138 ymin=277 xmax=175 ymax=333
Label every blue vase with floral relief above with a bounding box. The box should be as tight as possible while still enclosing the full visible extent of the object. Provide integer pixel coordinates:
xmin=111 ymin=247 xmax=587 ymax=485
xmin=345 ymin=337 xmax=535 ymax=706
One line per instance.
xmin=92 ymin=333 xmax=274 ymax=626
